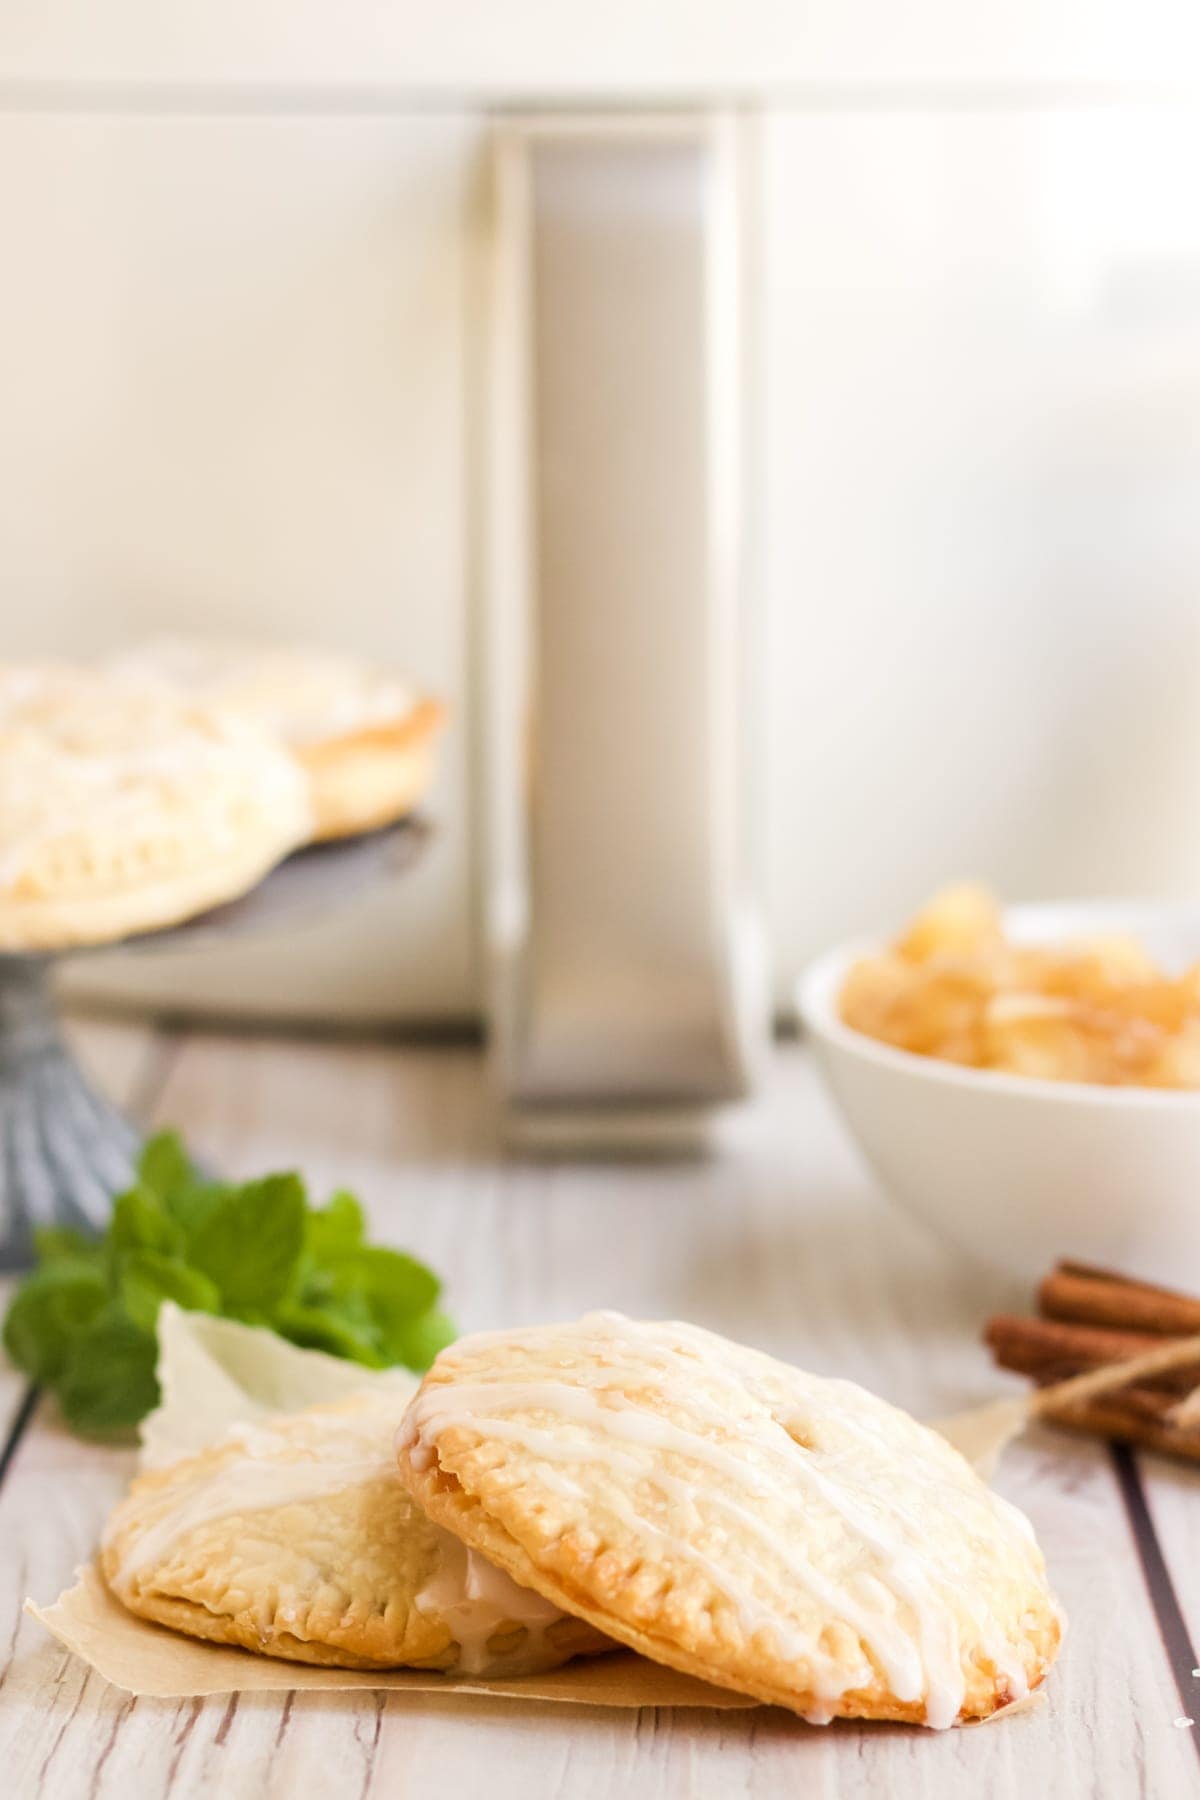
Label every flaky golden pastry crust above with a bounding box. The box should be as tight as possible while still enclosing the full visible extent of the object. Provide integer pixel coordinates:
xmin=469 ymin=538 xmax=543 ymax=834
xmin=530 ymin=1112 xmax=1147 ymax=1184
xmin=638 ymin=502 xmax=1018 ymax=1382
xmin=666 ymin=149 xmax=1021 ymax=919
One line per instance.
xmin=296 ymin=697 xmax=446 ymax=841
xmin=101 ymin=1389 xmax=607 ymax=1674
xmin=106 ymin=639 xmax=445 ymax=840
xmin=0 ymin=664 xmax=312 ymax=950
xmin=396 ymin=1315 xmax=1065 ymax=1726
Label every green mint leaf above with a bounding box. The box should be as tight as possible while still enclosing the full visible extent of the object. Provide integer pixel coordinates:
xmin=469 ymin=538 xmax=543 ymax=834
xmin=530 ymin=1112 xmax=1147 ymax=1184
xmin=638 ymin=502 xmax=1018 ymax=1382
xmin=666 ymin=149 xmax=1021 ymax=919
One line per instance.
xmin=323 ymin=1246 xmax=440 ymax=1319
xmin=118 ymin=1251 xmax=221 ymax=1336
xmin=382 ymin=1305 xmax=457 ymax=1372
xmin=107 ymin=1184 xmax=184 ymax=1273
xmin=187 ymin=1173 xmax=306 ymax=1313
xmin=136 ymin=1130 xmax=194 ymax=1203
xmin=295 ymin=1283 xmax=377 ymax=1333
xmin=5 ymin=1126 xmax=454 ymax=1438
xmin=166 ymin=1179 xmax=231 ymax=1241
xmin=311 ymin=1248 xmax=444 ymax=1371
xmin=33 ymin=1225 xmax=102 ymax=1266
xmin=138 ymin=1130 xmax=228 ymax=1239
xmin=274 ymin=1301 xmax=385 ymax=1367
xmin=304 ymin=1189 xmax=366 ymax=1262
xmin=56 ymin=1310 xmax=159 ymax=1438
xmin=2 ymin=1263 xmax=107 ymax=1382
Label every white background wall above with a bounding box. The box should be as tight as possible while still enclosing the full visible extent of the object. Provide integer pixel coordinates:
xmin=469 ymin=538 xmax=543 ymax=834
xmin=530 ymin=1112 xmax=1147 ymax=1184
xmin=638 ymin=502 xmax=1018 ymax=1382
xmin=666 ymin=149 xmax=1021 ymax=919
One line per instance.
xmin=2 ymin=8 xmax=1199 ymax=1021
xmin=763 ymin=102 xmax=1200 ymax=981
xmin=2 ymin=2 xmax=1198 ymax=87
xmin=0 ymin=112 xmax=485 ymax=1020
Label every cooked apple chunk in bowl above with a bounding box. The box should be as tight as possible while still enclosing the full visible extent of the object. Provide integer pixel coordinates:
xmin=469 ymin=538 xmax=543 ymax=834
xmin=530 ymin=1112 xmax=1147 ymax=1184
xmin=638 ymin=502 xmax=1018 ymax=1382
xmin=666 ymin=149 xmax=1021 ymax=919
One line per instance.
xmin=838 ymin=885 xmax=1200 ymax=1089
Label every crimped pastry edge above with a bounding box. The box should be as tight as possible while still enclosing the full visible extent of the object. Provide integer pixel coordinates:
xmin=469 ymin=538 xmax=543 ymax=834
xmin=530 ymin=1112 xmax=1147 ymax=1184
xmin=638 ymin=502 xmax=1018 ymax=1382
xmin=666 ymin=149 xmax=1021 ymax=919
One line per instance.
xmin=296 ymin=697 xmax=446 ymax=840
xmin=96 ymin=1577 xmax=458 ymax=1671
xmin=99 ymin=1540 xmax=610 ymax=1676
xmin=0 ymin=830 xmax=304 ymax=952
xmin=396 ymin=1427 xmax=1062 ymax=1726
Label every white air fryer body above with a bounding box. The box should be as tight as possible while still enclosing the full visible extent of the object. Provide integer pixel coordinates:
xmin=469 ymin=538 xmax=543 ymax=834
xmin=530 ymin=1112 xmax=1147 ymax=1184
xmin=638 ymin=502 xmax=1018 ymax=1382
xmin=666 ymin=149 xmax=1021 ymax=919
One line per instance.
xmin=484 ymin=116 xmax=769 ymax=1140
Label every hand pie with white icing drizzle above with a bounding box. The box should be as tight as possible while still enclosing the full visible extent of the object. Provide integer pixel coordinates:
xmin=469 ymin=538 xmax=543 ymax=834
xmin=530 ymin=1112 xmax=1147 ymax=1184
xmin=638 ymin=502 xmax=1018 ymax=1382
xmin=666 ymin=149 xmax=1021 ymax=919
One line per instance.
xmin=0 ymin=662 xmax=312 ymax=950
xmin=396 ymin=1313 xmax=1064 ymax=1726
xmin=106 ymin=637 xmax=446 ymax=842
xmin=101 ymin=1386 xmax=612 ymax=1674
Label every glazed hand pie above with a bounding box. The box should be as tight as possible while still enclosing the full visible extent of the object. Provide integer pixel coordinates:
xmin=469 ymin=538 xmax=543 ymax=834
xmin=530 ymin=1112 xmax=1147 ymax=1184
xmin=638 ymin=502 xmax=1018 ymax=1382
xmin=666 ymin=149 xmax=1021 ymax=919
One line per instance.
xmin=107 ymin=638 xmax=445 ymax=841
xmin=0 ymin=664 xmax=312 ymax=951
xmin=101 ymin=1385 xmax=611 ymax=1675
xmin=396 ymin=1313 xmax=1064 ymax=1726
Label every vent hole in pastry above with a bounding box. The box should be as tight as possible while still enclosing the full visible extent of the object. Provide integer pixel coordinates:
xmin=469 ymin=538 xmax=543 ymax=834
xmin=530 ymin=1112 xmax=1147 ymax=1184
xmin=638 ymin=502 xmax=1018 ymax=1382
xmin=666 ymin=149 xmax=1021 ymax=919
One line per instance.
xmin=777 ymin=1415 xmax=815 ymax=1452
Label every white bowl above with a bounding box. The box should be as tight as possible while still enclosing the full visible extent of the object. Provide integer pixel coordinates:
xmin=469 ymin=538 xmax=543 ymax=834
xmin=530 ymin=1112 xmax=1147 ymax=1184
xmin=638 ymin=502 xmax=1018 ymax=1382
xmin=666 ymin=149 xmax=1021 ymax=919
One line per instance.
xmin=797 ymin=902 xmax=1200 ymax=1288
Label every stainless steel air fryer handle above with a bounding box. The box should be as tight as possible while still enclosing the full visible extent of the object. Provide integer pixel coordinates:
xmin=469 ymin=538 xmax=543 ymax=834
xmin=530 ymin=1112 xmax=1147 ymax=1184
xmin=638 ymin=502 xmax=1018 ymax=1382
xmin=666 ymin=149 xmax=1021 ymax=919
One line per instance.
xmin=484 ymin=114 xmax=767 ymax=1140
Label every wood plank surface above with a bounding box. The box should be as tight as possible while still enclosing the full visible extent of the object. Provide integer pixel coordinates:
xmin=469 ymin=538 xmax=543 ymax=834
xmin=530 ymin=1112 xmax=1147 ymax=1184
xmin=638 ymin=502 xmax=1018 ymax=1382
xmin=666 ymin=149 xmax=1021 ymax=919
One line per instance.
xmin=1 ymin=1023 xmax=1197 ymax=1797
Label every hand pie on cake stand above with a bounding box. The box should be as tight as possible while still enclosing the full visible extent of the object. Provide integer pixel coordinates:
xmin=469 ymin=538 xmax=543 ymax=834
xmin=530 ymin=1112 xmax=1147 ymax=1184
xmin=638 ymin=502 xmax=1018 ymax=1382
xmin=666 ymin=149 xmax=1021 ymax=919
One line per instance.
xmin=0 ymin=821 xmax=429 ymax=1269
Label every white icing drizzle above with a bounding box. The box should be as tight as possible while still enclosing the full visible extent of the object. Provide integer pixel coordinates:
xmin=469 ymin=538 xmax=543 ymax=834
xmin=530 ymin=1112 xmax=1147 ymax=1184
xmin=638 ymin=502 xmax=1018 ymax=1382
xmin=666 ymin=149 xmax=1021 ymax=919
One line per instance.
xmin=106 ymin=1404 xmax=580 ymax=1678
xmin=399 ymin=1314 xmax=1053 ymax=1728
xmin=413 ymin=1528 xmax=567 ymax=1676
xmin=0 ymin=665 xmax=311 ymax=892
xmin=106 ymin=639 xmax=416 ymax=747
xmin=103 ymin=1451 xmax=394 ymax=1592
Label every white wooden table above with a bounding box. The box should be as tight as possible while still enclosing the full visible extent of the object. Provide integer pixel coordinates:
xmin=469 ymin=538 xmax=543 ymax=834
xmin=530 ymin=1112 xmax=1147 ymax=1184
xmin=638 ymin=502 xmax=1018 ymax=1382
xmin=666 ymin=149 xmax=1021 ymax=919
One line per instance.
xmin=2 ymin=1018 xmax=1199 ymax=1798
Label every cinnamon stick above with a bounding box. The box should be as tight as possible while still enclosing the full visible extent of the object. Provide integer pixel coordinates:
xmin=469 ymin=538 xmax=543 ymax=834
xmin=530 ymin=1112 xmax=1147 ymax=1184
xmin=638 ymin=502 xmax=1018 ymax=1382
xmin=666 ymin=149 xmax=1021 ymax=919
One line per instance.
xmin=1029 ymin=1332 xmax=1200 ymax=1460
xmin=1037 ymin=1261 xmax=1200 ymax=1336
xmin=984 ymin=1314 xmax=1200 ymax=1396
xmin=982 ymin=1264 xmax=1200 ymax=1464
xmin=1039 ymin=1394 xmax=1200 ymax=1462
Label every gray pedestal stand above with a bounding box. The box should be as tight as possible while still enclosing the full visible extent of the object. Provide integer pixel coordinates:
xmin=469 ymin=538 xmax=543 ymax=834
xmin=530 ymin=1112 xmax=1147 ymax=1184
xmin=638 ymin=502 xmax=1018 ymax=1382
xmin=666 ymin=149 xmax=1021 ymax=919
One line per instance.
xmin=0 ymin=820 xmax=429 ymax=1268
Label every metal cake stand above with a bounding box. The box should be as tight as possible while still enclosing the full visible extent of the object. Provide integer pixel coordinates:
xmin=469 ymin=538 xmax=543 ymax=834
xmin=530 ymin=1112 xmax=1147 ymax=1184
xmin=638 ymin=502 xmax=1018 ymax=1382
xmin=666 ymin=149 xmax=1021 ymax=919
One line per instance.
xmin=0 ymin=819 xmax=430 ymax=1268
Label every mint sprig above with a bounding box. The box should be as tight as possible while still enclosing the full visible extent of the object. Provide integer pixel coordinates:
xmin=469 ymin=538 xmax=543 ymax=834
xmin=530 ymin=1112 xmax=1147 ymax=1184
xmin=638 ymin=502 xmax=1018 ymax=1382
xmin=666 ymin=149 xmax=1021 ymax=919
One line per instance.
xmin=1 ymin=1131 xmax=455 ymax=1438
